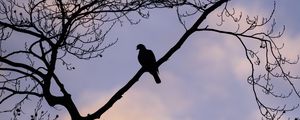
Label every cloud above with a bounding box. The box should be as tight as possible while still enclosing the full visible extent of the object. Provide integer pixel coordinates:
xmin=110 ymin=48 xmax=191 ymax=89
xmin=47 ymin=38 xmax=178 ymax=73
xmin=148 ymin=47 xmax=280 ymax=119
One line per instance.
xmin=62 ymin=88 xmax=171 ymax=120
xmin=199 ymin=2 xmax=300 ymax=81
xmin=279 ymin=34 xmax=300 ymax=61
xmin=197 ymin=43 xmax=226 ymax=64
xmin=60 ymin=70 xmax=193 ymax=120
xmin=100 ymin=89 xmax=171 ymax=120
xmin=194 ymin=33 xmax=251 ymax=81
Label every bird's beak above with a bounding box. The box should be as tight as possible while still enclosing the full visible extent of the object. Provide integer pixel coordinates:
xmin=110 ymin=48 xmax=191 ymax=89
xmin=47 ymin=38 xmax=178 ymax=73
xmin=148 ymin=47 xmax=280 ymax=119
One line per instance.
xmin=136 ymin=47 xmax=138 ymax=50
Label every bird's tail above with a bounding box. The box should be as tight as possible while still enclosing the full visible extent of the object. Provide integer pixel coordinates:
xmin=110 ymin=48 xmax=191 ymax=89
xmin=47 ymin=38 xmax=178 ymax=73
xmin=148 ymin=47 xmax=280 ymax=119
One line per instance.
xmin=151 ymin=72 xmax=161 ymax=84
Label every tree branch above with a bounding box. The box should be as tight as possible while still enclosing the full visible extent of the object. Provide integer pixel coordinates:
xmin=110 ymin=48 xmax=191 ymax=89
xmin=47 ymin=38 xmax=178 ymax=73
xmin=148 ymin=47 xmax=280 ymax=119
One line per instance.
xmin=0 ymin=57 xmax=45 ymax=78
xmin=0 ymin=21 xmax=45 ymax=39
xmin=0 ymin=87 xmax=42 ymax=97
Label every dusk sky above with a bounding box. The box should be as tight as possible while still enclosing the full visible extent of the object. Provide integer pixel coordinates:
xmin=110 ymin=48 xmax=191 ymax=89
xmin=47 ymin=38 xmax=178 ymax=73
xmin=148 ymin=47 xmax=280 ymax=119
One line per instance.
xmin=1 ymin=0 xmax=300 ymax=120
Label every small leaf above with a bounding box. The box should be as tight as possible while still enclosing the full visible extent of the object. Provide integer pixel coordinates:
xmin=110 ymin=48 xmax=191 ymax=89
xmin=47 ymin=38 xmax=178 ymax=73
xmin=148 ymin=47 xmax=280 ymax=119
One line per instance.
xmin=260 ymin=41 xmax=266 ymax=48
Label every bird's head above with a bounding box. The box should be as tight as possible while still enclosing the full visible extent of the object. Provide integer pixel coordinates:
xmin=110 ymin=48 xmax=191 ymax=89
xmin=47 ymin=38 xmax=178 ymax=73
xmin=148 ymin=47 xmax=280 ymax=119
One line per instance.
xmin=136 ymin=44 xmax=146 ymax=50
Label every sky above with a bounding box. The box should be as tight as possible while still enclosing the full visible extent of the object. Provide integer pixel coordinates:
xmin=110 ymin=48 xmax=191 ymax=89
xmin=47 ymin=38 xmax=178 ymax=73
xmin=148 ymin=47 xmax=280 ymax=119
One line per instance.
xmin=1 ymin=0 xmax=300 ymax=120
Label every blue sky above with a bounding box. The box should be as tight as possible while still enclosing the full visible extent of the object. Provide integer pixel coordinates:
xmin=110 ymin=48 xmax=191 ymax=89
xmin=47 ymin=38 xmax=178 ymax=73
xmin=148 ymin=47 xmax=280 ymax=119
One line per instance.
xmin=1 ymin=0 xmax=300 ymax=120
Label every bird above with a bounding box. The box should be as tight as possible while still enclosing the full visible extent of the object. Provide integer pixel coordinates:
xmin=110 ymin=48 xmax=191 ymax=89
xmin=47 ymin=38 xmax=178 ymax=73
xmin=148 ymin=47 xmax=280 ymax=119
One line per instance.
xmin=136 ymin=44 xmax=161 ymax=84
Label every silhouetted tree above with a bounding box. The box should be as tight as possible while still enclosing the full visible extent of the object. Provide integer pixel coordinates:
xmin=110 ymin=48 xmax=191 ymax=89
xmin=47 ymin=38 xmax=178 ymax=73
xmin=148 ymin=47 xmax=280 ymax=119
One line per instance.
xmin=0 ymin=0 xmax=299 ymax=120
